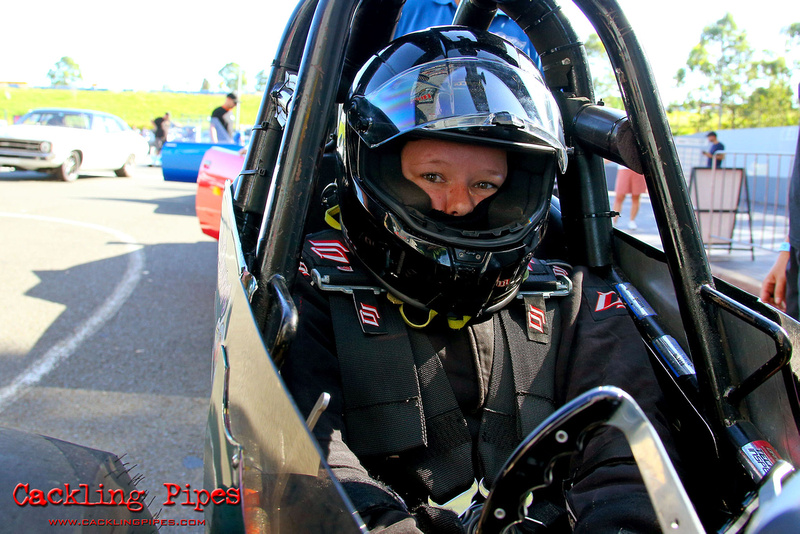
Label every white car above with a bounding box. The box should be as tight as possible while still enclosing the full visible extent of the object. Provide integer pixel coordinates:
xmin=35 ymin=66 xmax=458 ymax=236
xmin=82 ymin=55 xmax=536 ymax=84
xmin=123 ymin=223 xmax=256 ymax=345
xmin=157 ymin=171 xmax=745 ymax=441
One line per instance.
xmin=0 ymin=108 xmax=150 ymax=181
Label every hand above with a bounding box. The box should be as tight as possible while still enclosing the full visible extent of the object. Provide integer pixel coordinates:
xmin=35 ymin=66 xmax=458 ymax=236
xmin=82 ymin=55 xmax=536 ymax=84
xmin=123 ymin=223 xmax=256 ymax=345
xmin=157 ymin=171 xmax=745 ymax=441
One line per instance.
xmin=760 ymin=251 xmax=791 ymax=311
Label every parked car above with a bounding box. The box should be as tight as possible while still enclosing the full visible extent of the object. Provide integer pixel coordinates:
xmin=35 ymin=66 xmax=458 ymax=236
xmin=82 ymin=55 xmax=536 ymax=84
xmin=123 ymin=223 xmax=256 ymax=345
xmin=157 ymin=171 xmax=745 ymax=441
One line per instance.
xmin=195 ymin=146 xmax=244 ymax=239
xmin=161 ymin=140 xmax=242 ymax=182
xmin=0 ymin=108 xmax=149 ymax=181
xmin=160 ymin=122 xmax=248 ymax=182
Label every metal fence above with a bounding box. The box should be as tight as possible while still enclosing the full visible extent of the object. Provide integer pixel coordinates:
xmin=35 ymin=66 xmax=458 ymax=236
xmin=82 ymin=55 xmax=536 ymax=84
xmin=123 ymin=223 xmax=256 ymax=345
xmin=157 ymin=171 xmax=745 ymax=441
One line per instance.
xmin=674 ymin=138 xmax=796 ymax=253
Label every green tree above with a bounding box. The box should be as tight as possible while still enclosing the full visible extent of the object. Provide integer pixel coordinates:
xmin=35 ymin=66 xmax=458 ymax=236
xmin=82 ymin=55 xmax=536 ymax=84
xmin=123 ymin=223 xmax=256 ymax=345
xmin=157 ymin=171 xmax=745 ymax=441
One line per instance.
xmin=218 ymin=63 xmax=246 ymax=92
xmin=583 ymin=34 xmax=622 ymax=108
xmin=739 ymin=57 xmax=798 ymax=127
xmin=201 ymin=78 xmax=211 ymax=92
xmin=783 ymin=23 xmax=800 ymax=72
xmin=676 ymin=13 xmax=753 ymax=129
xmin=47 ymin=56 xmax=82 ymax=87
xmin=784 ymin=22 xmax=800 ymax=43
xmin=255 ymin=70 xmax=269 ymax=93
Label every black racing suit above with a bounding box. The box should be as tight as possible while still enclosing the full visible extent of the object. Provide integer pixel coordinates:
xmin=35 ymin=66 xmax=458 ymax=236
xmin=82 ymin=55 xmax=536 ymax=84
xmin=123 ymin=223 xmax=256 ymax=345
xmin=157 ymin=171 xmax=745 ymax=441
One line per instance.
xmin=281 ymin=245 xmax=676 ymax=533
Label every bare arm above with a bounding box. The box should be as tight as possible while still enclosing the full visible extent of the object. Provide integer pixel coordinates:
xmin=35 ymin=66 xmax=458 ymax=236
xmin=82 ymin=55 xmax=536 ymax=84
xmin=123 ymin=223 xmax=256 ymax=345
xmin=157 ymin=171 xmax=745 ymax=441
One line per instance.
xmin=761 ymin=249 xmax=791 ymax=311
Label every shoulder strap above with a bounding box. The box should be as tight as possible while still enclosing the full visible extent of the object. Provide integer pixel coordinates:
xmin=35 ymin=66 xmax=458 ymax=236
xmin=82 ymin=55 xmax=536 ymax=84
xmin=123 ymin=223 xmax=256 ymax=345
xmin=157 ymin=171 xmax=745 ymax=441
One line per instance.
xmin=329 ymin=292 xmax=426 ymax=456
xmin=478 ymin=295 xmax=562 ymax=487
xmin=500 ymin=305 xmax=560 ymax=437
xmin=330 ymin=293 xmax=475 ymax=502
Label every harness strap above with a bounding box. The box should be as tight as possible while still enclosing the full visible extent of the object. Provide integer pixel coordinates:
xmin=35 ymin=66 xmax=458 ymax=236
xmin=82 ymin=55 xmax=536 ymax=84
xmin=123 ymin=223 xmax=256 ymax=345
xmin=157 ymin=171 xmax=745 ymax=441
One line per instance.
xmin=330 ymin=293 xmax=426 ymax=456
xmin=407 ymin=329 xmax=475 ymax=502
xmin=477 ymin=313 xmax=520 ymax=485
xmin=500 ymin=306 xmax=559 ymax=437
xmin=330 ymin=292 xmax=475 ymax=502
xmin=477 ymin=305 xmax=560 ymax=487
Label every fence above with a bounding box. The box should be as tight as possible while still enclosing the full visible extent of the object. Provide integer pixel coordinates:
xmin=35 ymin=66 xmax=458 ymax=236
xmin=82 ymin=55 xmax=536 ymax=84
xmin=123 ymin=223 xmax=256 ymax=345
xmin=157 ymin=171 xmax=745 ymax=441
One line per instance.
xmin=674 ymin=139 xmax=796 ymax=253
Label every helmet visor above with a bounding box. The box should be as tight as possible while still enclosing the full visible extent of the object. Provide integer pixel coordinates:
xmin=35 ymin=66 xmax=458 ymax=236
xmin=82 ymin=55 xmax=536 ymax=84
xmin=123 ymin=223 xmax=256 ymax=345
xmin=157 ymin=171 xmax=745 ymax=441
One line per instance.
xmin=349 ymin=57 xmax=567 ymax=173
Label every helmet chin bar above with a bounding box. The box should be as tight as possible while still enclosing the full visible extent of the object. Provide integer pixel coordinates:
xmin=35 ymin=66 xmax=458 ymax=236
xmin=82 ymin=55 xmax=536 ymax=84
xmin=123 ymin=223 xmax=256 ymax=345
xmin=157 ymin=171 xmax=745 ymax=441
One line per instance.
xmin=472 ymin=387 xmax=705 ymax=534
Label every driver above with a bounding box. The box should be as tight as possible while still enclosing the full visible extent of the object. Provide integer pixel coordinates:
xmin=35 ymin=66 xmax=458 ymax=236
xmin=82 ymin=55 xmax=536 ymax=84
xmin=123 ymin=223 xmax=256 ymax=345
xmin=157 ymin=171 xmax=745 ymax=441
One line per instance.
xmin=281 ymin=27 xmax=675 ymax=533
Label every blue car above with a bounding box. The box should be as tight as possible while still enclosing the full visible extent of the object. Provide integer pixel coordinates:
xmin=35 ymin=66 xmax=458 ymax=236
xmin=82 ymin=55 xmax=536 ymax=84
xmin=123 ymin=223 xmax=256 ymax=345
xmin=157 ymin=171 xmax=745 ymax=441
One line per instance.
xmin=160 ymin=117 xmax=244 ymax=183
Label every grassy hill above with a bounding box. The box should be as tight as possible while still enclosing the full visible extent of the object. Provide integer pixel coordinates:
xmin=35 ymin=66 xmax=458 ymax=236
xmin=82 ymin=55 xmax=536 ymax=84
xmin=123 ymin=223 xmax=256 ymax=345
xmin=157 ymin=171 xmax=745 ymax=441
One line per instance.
xmin=1 ymin=87 xmax=263 ymax=132
xmin=2 ymin=85 xmax=712 ymax=137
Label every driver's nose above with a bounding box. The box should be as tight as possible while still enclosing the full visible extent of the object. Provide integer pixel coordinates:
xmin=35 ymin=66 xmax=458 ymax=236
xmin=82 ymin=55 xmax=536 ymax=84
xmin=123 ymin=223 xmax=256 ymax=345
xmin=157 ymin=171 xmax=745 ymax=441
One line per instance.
xmin=442 ymin=184 xmax=476 ymax=216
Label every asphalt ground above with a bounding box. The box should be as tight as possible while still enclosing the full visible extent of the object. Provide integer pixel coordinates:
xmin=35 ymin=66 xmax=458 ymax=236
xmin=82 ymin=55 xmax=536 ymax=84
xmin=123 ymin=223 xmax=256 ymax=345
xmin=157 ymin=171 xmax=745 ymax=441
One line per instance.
xmin=0 ymin=165 xmax=213 ymax=533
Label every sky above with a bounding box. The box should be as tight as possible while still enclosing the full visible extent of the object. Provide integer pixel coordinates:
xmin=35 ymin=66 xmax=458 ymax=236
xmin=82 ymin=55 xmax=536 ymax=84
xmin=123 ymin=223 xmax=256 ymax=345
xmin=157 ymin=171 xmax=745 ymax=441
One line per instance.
xmin=2 ymin=0 xmax=798 ymax=106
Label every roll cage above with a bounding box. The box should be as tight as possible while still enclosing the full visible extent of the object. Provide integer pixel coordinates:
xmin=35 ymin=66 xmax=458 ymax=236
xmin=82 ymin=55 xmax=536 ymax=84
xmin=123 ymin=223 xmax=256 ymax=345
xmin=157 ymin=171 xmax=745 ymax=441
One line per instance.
xmin=207 ymin=0 xmax=800 ymax=531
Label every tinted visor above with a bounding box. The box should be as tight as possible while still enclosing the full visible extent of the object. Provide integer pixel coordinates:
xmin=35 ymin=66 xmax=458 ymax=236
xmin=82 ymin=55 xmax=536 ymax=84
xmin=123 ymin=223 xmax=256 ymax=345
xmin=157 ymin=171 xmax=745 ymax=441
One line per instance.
xmin=349 ymin=58 xmax=567 ymax=173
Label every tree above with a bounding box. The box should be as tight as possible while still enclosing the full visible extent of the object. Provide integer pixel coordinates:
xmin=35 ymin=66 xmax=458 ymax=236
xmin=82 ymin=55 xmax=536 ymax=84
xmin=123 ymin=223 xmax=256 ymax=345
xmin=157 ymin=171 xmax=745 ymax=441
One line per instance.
xmin=739 ymin=57 xmax=798 ymax=127
xmin=218 ymin=63 xmax=246 ymax=93
xmin=783 ymin=23 xmax=800 ymax=72
xmin=255 ymin=70 xmax=269 ymax=93
xmin=583 ymin=34 xmax=622 ymax=108
xmin=47 ymin=56 xmax=82 ymax=87
xmin=201 ymin=78 xmax=211 ymax=92
xmin=784 ymin=22 xmax=800 ymax=42
xmin=676 ymin=13 xmax=753 ymax=129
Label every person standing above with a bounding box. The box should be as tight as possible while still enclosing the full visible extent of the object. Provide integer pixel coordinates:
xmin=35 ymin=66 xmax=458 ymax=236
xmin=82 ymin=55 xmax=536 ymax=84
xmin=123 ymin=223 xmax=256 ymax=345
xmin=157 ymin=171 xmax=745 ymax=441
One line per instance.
xmin=612 ymin=166 xmax=647 ymax=230
xmin=152 ymin=112 xmax=170 ymax=154
xmin=703 ymin=131 xmax=725 ymax=168
xmin=210 ymin=92 xmax=238 ymax=143
xmin=760 ymin=86 xmax=800 ymax=319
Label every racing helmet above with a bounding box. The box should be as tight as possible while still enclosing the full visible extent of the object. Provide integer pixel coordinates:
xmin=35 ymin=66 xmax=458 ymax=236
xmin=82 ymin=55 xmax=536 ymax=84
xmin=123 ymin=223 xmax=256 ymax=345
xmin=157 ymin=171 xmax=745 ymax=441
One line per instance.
xmin=337 ymin=26 xmax=567 ymax=320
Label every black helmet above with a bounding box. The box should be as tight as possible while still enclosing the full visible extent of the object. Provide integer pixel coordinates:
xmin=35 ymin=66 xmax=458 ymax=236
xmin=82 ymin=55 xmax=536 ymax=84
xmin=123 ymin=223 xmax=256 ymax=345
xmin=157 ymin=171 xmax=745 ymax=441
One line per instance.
xmin=337 ymin=27 xmax=567 ymax=320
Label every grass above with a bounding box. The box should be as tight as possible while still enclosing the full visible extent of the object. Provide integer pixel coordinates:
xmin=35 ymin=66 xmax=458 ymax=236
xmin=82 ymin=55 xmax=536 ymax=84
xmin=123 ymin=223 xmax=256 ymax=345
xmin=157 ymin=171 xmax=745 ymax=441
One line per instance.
xmin=2 ymin=85 xmax=714 ymax=137
xmin=1 ymin=86 xmax=263 ymax=132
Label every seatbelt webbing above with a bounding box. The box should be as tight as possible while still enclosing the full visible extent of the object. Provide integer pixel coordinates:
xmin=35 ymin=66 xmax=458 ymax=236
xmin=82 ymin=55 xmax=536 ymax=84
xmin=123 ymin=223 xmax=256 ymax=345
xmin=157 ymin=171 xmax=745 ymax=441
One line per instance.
xmin=330 ymin=293 xmax=426 ymax=456
xmin=499 ymin=307 xmax=558 ymax=437
xmin=407 ymin=329 xmax=474 ymax=502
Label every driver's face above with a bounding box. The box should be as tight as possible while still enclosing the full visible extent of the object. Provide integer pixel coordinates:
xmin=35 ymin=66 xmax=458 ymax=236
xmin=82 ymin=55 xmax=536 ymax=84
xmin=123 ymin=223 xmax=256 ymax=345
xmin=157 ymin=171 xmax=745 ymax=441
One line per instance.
xmin=400 ymin=139 xmax=507 ymax=216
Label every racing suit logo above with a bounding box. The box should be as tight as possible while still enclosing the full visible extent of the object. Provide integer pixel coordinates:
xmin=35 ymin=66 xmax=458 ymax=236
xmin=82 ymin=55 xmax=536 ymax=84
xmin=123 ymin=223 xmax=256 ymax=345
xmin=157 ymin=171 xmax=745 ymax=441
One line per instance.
xmin=584 ymin=286 xmax=629 ymax=321
xmin=595 ymin=290 xmax=625 ymax=313
xmin=309 ymin=239 xmax=349 ymax=263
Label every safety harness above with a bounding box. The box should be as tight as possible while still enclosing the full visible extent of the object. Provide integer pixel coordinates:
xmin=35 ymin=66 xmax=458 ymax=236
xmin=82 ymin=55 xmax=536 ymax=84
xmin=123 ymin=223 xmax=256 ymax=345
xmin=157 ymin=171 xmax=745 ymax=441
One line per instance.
xmin=299 ymin=227 xmax=573 ymax=503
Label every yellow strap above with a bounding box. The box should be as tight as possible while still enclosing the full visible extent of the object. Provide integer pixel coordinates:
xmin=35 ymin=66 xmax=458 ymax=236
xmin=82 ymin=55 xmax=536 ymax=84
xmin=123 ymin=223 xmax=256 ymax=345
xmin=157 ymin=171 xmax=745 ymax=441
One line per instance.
xmin=325 ymin=205 xmax=342 ymax=230
xmin=399 ymin=305 xmax=438 ymax=329
xmin=446 ymin=315 xmax=472 ymax=330
xmin=386 ymin=293 xmax=404 ymax=305
xmin=386 ymin=293 xmax=469 ymax=330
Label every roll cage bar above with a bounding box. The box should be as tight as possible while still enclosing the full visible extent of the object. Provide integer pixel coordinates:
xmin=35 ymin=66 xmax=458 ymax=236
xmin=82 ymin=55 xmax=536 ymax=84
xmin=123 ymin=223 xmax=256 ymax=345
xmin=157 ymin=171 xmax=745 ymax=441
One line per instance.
xmin=230 ymin=0 xmax=799 ymax=497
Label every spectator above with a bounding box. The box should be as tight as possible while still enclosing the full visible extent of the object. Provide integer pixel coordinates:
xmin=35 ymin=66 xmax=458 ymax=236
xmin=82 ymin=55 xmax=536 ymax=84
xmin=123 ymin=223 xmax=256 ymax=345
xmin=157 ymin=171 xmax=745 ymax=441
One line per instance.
xmin=612 ymin=166 xmax=647 ymax=230
xmin=152 ymin=112 xmax=170 ymax=154
xmin=760 ymin=86 xmax=800 ymax=318
xmin=210 ymin=92 xmax=238 ymax=143
xmin=703 ymin=131 xmax=725 ymax=168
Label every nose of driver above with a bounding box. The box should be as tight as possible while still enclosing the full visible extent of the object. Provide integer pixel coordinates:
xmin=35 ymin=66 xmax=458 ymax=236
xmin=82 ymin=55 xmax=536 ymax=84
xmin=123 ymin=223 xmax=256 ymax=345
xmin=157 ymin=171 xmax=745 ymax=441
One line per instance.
xmin=443 ymin=184 xmax=476 ymax=216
